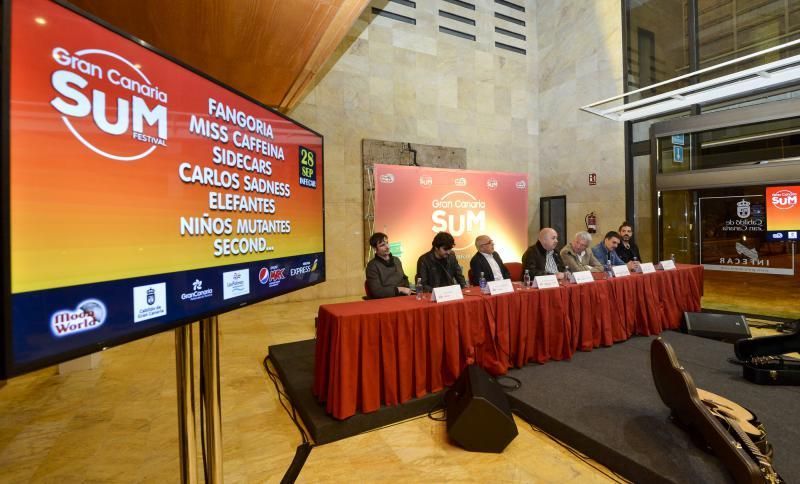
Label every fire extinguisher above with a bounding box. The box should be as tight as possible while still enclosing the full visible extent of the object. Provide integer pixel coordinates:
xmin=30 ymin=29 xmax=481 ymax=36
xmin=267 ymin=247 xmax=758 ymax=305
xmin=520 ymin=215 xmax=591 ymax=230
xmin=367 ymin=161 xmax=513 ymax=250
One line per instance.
xmin=585 ymin=212 xmax=597 ymax=234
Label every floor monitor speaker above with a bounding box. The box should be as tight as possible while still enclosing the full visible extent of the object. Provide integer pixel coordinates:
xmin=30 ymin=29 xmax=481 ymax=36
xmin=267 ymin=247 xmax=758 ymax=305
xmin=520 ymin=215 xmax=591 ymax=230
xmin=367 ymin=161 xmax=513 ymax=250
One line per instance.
xmin=445 ymin=364 xmax=518 ymax=453
xmin=682 ymin=312 xmax=751 ymax=342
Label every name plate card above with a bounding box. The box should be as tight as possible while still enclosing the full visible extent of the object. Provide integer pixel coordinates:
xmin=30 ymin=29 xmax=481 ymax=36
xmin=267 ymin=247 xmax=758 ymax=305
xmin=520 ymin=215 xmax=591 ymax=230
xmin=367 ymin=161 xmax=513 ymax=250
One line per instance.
xmin=534 ymin=275 xmax=559 ymax=289
xmin=640 ymin=262 xmax=656 ymax=274
xmin=659 ymin=260 xmax=677 ymax=271
xmin=488 ymin=279 xmax=514 ymax=295
xmin=572 ymin=271 xmax=594 ymax=284
xmin=431 ymin=284 xmax=464 ymax=303
xmin=612 ymin=265 xmax=631 ymax=277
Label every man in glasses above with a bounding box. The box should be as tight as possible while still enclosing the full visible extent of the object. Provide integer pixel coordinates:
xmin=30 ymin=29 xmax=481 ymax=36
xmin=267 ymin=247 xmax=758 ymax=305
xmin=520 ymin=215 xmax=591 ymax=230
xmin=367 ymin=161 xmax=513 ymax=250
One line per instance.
xmin=365 ymin=232 xmax=412 ymax=298
xmin=416 ymin=231 xmax=467 ymax=292
xmin=469 ymin=235 xmax=510 ymax=286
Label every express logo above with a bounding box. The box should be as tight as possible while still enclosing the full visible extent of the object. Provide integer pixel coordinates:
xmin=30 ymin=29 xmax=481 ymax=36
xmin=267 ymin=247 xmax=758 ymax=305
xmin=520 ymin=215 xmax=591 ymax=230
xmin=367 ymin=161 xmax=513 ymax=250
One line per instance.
xmin=259 ymin=266 xmax=286 ymax=287
xmin=50 ymin=46 xmax=168 ymax=161
xmin=379 ymin=174 xmax=395 ymax=183
xmin=50 ymin=299 xmax=107 ymax=337
xmin=290 ymin=258 xmax=318 ymax=277
xmin=486 ymin=179 xmax=498 ymax=190
xmin=454 ymin=177 xmax=467 ymax=187
xmin=771 ymin=190 xmax=797 ymax=210
xmin=515 ymin=180 xmax=527 ymax=189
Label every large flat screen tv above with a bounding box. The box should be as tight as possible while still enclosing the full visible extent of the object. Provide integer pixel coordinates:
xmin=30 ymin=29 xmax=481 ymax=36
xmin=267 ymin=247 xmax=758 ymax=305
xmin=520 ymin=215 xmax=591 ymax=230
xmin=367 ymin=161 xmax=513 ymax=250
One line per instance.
xmin=1 ymin=0 xmax=325 ymax=378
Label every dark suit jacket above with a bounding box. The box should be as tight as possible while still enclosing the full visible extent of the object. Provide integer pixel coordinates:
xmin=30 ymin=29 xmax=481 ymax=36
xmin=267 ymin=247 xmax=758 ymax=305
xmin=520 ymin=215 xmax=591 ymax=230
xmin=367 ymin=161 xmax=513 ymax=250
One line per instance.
xmin=521 ymin=241 xmax=566 ymax=277
xmin=469 ymin=251 xmax=510 ymax=286
xmin=416 ymin=250 xmax=467 ymax=291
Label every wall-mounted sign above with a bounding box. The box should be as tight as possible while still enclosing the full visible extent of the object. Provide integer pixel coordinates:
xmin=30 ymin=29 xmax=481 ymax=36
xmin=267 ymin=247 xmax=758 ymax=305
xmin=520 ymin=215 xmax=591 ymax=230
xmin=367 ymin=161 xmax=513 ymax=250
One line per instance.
xmin=671 ymin=134 xmax=685 ymax=146
xmin=589 ymin=173 xmax=597 ymax=186
xmin=673 ymin=146 xmax=684 ymax=163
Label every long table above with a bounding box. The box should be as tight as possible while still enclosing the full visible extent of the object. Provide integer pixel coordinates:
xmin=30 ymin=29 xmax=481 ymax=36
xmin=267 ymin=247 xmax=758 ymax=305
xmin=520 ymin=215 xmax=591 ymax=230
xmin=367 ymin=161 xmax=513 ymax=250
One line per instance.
xmin=313 ymin=265 xmax=703 ymax=420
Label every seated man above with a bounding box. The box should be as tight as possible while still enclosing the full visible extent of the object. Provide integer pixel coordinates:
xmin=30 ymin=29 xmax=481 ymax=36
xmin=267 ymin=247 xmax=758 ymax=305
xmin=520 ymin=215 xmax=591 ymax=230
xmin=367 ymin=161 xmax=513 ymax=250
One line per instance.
xmin=560 ymin=231 xmax=603 ymax=272
xmin=521 ymin=227 xmax=565 ymax=278
xmin=616 ymin=222 xmax=642 ymax=264
xmin=365 ymin=232 xmax=411 ymax=298
xmin=592 ymin=231 xmax=639 ymax=271
xmin=469 ymin=235 xmax=510 ymax=286
xmin=416 ymin=232 xmax=467 ymax=291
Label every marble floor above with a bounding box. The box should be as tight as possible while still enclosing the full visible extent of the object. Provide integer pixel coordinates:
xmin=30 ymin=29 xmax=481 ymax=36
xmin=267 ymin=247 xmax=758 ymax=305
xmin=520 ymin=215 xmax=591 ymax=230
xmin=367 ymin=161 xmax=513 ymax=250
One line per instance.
xmin=0 ymin=295 xmax=623 ymax=483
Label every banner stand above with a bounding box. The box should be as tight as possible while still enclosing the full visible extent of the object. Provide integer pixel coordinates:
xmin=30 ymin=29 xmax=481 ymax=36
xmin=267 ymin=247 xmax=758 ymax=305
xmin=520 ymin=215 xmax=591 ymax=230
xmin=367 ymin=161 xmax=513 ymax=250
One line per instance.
xmin=175 ymin=317 xmax=223 ymax=483
xmin=175 ymin=325 xmax=198 ymax=483
xmin=201 ymin=317 xmax=224 ymax=482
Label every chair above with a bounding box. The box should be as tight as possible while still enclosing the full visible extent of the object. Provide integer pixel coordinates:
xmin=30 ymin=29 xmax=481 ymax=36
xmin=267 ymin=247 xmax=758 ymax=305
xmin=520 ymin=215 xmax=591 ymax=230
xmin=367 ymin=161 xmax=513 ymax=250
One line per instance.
xmin=505 ymin=262 xmax=523 ymax=281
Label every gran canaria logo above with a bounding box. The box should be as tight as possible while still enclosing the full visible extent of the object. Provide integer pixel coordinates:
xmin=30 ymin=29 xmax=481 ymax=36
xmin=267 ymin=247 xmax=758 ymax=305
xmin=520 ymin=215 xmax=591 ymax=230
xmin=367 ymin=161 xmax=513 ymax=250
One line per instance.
xmin=50 ymin=47 xmax=168 ymax=161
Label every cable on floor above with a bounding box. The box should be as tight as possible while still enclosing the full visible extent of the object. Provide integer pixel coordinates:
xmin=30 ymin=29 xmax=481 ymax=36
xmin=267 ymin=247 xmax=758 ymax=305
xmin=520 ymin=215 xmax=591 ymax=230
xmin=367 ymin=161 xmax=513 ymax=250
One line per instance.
xmin=263 ymin=354 xmax=313 ymax=483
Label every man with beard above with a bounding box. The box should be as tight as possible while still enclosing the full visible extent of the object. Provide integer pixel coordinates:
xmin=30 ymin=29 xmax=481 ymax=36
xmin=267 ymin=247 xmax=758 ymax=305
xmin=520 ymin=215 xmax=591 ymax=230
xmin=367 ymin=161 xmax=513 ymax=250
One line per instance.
xmin=616 ymin=222 xmax=641 ymax=268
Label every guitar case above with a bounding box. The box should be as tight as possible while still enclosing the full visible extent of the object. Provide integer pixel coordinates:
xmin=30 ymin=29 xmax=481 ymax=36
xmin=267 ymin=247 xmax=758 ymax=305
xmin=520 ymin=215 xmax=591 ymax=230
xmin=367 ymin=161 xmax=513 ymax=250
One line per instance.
xmin=651 ymin=338 xmax=783 ymax=484
xmin=735 ymin=329 xmax=800 ymax=386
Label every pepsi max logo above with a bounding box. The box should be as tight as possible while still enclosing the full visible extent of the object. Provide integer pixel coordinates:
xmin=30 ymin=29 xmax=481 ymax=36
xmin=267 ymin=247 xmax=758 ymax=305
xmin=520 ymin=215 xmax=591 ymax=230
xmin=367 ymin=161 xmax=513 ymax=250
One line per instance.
xmin=259 ymin=266 xmax=286 ymax=287
xmin=50 ymin=299 xmax=107 ymax=337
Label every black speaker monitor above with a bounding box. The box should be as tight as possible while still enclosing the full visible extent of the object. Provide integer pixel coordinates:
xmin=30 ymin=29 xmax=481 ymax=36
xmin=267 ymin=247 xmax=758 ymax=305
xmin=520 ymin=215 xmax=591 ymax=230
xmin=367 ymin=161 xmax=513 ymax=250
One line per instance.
xmin=445 ymin=364 xmax=518 ymax=453
xmin=682 ymin=312 xmax=751 ymax=342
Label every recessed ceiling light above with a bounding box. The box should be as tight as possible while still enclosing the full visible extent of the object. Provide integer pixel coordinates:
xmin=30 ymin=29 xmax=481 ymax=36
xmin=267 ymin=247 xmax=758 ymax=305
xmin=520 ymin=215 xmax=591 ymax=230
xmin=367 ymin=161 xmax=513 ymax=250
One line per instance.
xmin=34 ymin=17 xmax=47 ymax=25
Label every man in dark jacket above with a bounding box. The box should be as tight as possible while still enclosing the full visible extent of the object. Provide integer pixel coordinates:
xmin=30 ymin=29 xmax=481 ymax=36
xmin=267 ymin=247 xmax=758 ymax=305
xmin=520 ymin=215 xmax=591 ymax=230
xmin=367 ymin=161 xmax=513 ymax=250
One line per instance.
xmin=416 ymin=232 xmax=467 ymax=292
xmin=521 ymin=227 xmax=566 ymax=278
xmin=616 ymin=222 xmax=642 ymax=268
xmin=365 ymin=232 xmax=411 ymax=298
xmin=469 ymin=235 xmax=510 ymax=286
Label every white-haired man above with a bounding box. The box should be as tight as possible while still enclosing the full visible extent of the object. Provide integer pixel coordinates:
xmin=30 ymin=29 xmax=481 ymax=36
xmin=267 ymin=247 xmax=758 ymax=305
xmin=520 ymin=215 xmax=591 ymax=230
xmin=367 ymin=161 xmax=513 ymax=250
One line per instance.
xmin=560 ymin=231 xmax=603 ymax=273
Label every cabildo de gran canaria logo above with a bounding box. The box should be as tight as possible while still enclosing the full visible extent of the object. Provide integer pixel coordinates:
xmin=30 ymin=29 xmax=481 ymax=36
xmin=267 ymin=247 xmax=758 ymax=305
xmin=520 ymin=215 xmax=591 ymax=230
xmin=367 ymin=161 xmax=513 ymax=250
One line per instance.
xmin=49 ymin=46 xmax=168 ymax=161
xmin=50 ymin=299 xmax=107 ymax=337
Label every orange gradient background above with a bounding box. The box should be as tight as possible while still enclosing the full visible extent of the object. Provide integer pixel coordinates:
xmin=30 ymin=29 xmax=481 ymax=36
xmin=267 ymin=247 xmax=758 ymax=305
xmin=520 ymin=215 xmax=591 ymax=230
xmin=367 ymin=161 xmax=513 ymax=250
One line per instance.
xmin=766 ymin=186 xmax=800 ymax=231
xmin=373 ymin=165 xmax=528 ymax=275
xmin=9 ymin=0 xmax=324 ymax=293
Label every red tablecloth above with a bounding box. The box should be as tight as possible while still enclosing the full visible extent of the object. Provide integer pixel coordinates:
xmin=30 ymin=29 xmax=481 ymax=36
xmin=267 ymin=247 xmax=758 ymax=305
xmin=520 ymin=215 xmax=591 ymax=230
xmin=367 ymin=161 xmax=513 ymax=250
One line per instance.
xmin=313 ymin=264 xmax=703 ymax=419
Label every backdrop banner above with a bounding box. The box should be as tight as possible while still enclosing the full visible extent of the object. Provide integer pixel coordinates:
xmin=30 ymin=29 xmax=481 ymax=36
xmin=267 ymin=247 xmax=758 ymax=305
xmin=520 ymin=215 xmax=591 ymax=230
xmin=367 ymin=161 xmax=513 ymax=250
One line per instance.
xmin=373 ymin=165 xmax=529 ymax=277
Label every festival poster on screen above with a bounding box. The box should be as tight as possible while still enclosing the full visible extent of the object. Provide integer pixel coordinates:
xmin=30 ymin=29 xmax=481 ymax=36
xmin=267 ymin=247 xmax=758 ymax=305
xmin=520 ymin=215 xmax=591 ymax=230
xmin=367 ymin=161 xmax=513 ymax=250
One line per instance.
xmin=372 ymin=165 xmax=528 ymax=274
xmin=5 ymin=0 xmax=324 ymax=374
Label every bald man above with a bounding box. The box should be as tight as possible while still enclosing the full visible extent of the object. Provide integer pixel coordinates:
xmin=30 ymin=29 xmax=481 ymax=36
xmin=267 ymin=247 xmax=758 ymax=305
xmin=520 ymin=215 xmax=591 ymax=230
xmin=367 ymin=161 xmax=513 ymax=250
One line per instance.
xmin=469 ymin=235 xmax=510 ymax=286
xmin=521 ymin=228 xmax=566 ymax=278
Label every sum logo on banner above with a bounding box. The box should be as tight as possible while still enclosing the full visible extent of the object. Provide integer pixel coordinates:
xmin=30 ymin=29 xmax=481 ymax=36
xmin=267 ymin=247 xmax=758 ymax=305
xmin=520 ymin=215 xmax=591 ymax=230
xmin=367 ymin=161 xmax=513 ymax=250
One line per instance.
xmin=431 ymin=191 xmax=486 ymax=236
xmin=772 ymin=189 xmax=797 ymax=210
xmin=49 ymin=47 xmax=169 ymax=161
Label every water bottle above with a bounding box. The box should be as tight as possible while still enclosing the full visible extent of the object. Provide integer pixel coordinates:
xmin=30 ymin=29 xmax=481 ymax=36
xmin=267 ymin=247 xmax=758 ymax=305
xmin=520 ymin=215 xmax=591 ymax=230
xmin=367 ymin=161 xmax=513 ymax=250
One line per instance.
xmin=632 ymin=256 xmax=640 ymax=273
xmin=670 ymin=253 xmax=676 ymax=263
xmin=523 ymin=269 xmax=531 ymax=289
xmin=415 ymin=277 xmax=423 ymax=300
xmin=479 ymin=272 xmax=488 ymax=294
xmin=605 ymin=258 xmax=614 ymax=279
xmin=564 ymin=268 xmax=572 ymax=284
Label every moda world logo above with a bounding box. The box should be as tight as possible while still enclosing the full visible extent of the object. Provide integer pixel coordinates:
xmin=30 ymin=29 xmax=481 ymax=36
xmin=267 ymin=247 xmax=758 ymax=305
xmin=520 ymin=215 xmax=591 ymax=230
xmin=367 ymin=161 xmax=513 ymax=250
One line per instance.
xmin=50 ymin=299 xmax=107 ymax=337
